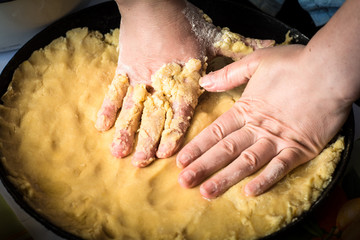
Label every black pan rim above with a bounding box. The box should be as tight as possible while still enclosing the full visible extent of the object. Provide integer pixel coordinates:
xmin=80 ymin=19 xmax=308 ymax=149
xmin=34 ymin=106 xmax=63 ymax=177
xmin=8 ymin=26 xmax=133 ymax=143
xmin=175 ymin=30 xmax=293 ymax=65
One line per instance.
xmin=0 ymin=1 xmax=354 ymax=239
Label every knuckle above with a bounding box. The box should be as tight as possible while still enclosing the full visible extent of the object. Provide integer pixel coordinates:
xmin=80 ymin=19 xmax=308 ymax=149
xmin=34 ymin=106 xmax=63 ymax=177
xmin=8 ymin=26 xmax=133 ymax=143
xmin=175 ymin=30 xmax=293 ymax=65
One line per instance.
xmin=208 ymin=122 xmax=226 ymax=141
xmin=189 ymin=163 xmax=206 ymax=181
xmin=218 ymin=138 xmax=237 ymax=155
xmin=272 ymin=148 xmax=303 ymax=174
xmin=241 ymin=150 xmax=259 ymax=170
xmin=221 ymin=66 xmax=230 ymax=83
xmin=272 ymin=157 xmax=290 ymax=173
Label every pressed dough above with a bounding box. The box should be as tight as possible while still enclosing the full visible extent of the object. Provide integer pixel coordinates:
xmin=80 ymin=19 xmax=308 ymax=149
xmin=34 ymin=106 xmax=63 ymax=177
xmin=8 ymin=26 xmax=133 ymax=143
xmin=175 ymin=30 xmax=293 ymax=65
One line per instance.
xmin=0 ymin=28 xmax=344 ymax=240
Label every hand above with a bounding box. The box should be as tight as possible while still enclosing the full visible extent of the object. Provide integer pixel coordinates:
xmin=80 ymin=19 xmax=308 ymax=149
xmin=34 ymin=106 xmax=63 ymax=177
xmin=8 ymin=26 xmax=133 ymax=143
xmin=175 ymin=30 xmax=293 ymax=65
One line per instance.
xmin=176 ymin=44 xmax=353 ymax=199
xmin=95 ymin=0 xmax=274 ymax=167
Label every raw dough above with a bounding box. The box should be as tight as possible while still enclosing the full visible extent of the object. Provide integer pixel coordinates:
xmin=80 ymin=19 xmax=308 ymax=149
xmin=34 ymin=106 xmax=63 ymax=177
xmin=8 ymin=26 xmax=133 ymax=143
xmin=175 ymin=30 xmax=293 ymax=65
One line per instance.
xmin=0 ymin=28 xmax=344 ymax=240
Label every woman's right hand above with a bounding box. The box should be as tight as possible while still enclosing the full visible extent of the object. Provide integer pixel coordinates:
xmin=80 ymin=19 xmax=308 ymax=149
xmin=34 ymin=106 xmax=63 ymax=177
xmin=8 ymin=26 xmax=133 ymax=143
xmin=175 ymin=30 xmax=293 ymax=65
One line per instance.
xmin=95 ymin=0 xmax=274 ymax=167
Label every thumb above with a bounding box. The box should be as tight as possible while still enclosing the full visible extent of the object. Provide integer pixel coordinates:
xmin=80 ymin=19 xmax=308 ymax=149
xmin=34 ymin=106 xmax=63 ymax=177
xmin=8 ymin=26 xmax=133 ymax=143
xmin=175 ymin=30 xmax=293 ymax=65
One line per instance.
xmin=200 ymin=53 xmax=260 ymax=92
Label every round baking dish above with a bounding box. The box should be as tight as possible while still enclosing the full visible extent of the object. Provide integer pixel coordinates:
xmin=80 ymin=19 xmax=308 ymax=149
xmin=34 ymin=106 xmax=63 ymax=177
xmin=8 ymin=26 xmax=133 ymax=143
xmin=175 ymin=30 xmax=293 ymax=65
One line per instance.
xmin=0 ymin=1 xmax=354 ymax=239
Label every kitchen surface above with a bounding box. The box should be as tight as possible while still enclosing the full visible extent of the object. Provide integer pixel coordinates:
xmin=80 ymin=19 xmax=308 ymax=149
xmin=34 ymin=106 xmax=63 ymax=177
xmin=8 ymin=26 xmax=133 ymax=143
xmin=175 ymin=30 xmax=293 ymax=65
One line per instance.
xmin=0 ymin=0 xmax=359 ymax=239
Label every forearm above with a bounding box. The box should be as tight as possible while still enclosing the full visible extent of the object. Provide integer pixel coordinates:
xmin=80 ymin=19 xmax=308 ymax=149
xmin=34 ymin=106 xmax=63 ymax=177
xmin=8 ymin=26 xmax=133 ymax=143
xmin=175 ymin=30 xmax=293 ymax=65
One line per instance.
xmin=302 ymin=0 xmax=360 ymax=105
xmin=115 ymin=0 xmax=186 ymax=19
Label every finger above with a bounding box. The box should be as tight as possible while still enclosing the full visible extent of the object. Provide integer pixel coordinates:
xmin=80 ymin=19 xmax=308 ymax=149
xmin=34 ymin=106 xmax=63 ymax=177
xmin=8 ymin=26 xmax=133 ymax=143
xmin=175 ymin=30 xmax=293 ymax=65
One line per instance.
xmin=156 ymin=59 xmax=203 ymax=158
xmin=156 ymin=100 xmax=194 ymax=158
xmin=199 ymin=54 xmax=260 ymax=92
xmin=244 ymin=148 xmax=306 ymax=196
xmin=176 ymin=105 xmax=245 ymax=168
xmin=95 ymin=74 xmax=129 ymax=131
xmin=213 ymin=28 xmax=275 ymax=61
xmin=199 ymin=138 xmax=277 ymax=199
xmin=178 ymin=127 xmax=255 ymax=189
xmin=111 ymin=84 xmax=148 ymax=158
xmin=132 ymin=93 xmax=168 ymax=167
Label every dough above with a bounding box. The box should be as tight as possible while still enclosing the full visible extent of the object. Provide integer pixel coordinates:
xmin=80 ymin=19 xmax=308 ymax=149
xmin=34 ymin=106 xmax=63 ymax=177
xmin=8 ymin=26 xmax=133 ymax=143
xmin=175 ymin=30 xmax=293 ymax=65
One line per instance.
xmin=0 ymin=28 xmax=344 ymax=240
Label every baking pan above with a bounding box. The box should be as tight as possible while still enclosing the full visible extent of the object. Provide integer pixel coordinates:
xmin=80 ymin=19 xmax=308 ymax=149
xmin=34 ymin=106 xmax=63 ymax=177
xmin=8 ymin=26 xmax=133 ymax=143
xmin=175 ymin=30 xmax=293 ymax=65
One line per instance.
xmin=0 ymin=1 xmax=354 ymax=239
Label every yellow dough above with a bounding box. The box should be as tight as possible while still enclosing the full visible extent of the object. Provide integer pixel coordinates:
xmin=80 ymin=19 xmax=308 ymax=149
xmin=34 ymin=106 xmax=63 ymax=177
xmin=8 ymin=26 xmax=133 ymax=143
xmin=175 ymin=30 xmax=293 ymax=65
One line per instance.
xmin=0 ymin=28 xmax=344 ymax=240
xmin=214 ymin=27 xmax=254 ymax=54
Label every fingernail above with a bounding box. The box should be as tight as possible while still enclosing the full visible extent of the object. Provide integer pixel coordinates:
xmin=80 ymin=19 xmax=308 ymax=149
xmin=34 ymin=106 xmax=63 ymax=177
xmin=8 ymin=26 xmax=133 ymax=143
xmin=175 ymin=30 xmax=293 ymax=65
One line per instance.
xmin=156 ymin=144 xmax=169 ymax=159
xmin=132 ymin=151 xmax=154 ymax=168
xmin=199 ymin=76 xmax=213 ymax=89
xmin=111 ymin=143 xmax=124 ymax=158
xmin=244 ymin=182 xmax=261 ymax=197
xmin=95 ymin=115 xmax=110 ymax=132
xmin=179 ymin=170 xmax=195 ymax=186
xmin=133 ymin=151 xmax=147 ymax=161
xmin=176 ymin=154 xmax=190 ymax=168
xmin=244 ymin=186 xmax=253 ymax=197
xmin=201 ymin=181 xmax=218 ymax=196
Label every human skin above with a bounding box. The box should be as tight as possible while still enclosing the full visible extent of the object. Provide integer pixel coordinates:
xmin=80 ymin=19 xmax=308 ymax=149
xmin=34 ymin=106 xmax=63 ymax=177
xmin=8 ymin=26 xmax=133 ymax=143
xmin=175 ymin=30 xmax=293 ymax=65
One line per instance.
xmin=177 ymin=0 xmax=360 ymax=199
xmin=95 ymin=0 xmax=273 ymax=166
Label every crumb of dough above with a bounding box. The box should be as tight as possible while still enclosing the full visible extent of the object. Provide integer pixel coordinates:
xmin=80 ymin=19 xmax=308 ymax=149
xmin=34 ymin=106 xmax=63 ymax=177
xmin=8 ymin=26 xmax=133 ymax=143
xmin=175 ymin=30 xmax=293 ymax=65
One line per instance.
xmin=214 ymin=27 xmax=254 ymax=54
xmin=279 ymin=30 xmax=294 ymax=45
xmin=0 ymin=27 xmax=345 ymax=240
xmin=200 ymin=10 xmax=213 ymax=23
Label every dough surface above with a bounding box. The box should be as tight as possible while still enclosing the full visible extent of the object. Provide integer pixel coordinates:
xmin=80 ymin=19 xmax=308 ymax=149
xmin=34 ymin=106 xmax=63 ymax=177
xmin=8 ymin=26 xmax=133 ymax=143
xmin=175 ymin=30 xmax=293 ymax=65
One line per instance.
xmin=0 ymin=28 xmax=344 ymax=240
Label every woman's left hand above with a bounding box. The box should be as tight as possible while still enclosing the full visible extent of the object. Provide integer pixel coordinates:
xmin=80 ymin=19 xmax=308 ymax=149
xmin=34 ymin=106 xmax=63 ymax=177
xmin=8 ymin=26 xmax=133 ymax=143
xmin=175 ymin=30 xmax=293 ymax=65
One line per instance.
xmin=176 ymin=44 xmax=353 ymax=199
